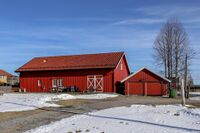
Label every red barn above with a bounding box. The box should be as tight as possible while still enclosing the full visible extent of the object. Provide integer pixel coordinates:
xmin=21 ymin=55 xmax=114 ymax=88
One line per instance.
xmin=121 ymin=67 xmax=170 ymax=96
xmin=16 ymin=52 xmax=130 ymax=93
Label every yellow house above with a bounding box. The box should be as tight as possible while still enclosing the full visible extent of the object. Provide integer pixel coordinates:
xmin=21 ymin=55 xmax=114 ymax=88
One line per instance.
xmin=0 ymin=69 xmax=13 ymax=85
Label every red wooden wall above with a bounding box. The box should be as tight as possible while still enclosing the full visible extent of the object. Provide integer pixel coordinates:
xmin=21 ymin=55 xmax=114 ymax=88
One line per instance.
xmin=125 ymin=69 xmax=168 ymax=96
xmin=19 ymin=55 xmax=130 ymax=93
xmin=20 ymin=69 xmax=114 ymax=93
xmin=114 ymin=56 xmax=129 ymax=92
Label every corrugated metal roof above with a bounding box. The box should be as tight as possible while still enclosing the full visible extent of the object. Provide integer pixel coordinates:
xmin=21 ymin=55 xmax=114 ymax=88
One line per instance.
xmin=16 ymin=52 xmax=124 ymax=72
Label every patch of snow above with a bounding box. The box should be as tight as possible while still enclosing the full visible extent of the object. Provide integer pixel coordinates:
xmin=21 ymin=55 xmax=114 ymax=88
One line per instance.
xmin=190 ymin=97 xmax=200 ymax=101
xmin=24 ymin=105 xmax=200 ymax=133
xmin=0 ymin=93 xmax=59 ymax=112
xmin=190 ymin=92 xmax=200 ymax=95
xmin=190 ymin=92 xmax=200 ymax=101
xmin=75 ymin=93 xmax=118 ymax=99
xmin=0 ymin=93 xmax=118 ymax=112
xmin=44 ymin=94 xmax=76 ymax=102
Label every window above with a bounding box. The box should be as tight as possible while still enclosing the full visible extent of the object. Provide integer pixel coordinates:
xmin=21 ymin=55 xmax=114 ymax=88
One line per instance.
xmin=120 ymin=63 xmax=123 ymax=70
xmin=52 ymin=80 xmax=57 ymax=87
xmin=52 ymin=79 xmax=63 ymax=87
xmin=0 ymin=76 xmax=4 ymax=79
xmin=57 ymin=79 xmax=63 ymax=87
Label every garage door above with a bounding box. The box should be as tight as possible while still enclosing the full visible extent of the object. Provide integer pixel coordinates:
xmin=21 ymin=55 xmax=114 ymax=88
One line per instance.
xmin=128 ymin=82 xmax=143 ymax=95
xmin=127 ymin=82 xmax=162 ymax=96
xmin=147 ymin=82 xmax=162 ymax=95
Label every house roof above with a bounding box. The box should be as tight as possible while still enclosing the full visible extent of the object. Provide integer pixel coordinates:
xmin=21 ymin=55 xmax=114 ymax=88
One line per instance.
xmin=0 ymin=69 xmax=13 ymax=77
xmin=16 ymin=52 xmax=125 ymax=72
xmin=121 ymin=67 xmax=171 ymax=83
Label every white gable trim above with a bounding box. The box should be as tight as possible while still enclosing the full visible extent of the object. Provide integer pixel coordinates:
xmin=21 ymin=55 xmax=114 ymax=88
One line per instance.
xmin=115 ymin=52 xmax=125 ymax=69
xmin=121 ymin=67 xmax=171 ymax=83
xmin=115 ymin=53 xmax=130 ymax=74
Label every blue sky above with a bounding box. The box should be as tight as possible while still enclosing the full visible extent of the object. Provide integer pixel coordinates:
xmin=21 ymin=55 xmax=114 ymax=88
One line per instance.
xmin=0 ymin=0 xmax=200 ymax=84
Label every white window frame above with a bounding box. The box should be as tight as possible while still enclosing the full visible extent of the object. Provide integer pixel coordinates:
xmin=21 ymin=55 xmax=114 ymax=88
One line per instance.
xmin=38 ymin=80 xmax=41 ymax=87
xmin=52 ymin=79 xmax=63 ymax=87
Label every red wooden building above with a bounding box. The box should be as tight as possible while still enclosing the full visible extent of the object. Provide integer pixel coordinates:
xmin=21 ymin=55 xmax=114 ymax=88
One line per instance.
xmin=121 ymin=67 xmax=170 ymax=96
xmin=16 ymin=52 xmax=130 ymax=93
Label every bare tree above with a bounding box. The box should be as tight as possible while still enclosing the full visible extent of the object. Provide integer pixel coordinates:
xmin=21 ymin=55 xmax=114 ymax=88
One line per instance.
xmin=173 ymin=20 xmax=188 ymax=78
xmin=153 ymin=18 xmax=175 ymax=81
xmin=153 ymin=17 xmax=194 ymax=93
xmin=153 ymin=35 xmax=167 ymax=77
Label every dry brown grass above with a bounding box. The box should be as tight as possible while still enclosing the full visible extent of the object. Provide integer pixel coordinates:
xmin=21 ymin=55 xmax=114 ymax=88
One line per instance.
xmin=56 ymin=99 xmax=90 ymax=107
xmin=0 ymin=109 xmax=44 ymax=121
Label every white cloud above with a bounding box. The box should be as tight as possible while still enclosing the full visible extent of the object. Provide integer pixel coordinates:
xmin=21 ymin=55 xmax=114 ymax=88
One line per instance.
xmin=38 ymin=17 xmax=116 ymax=22
xmin=136 ymin=6 xmax=200 ymax=18
xmin=112 ymin=18 xmax=165 ymax=25
xmin=111 ymin=6 xmax=200 ymax=26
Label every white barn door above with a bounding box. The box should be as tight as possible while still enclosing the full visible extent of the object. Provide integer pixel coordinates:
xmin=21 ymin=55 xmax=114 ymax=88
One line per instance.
xmin=87 ymin=75 xmax=103 ymax=92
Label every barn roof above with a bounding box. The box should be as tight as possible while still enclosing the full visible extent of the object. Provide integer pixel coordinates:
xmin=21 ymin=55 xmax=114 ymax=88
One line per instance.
xmin=16 ymin=52 xmax=125 ymax=72
xmin=121 ymin=67 xmax=171 ymax=83
xmin=0 ymin=69 xmax=13 ymax=77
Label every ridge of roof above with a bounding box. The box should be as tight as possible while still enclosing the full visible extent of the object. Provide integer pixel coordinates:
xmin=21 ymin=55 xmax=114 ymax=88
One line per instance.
xmin=16 ymin=51 xmax=125 ymax=72
xmin=34 ymin=51 xmax=124 ymax=59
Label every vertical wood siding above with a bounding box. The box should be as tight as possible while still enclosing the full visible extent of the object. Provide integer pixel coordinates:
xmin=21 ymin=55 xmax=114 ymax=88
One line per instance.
xmin=114 ymin=56 xmax=129 ymax=92
xmin=125 ymin=69 xmax=168 ymax=96
xmin=20 ymin=69 xmax=114 ymax=93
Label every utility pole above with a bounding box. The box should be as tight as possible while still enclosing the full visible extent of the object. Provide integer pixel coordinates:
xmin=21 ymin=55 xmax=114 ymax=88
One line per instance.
xmin=181 ymin=79 xmax=185 ymax=106
xmin=184 ymin=54 xmax=188 ymax=98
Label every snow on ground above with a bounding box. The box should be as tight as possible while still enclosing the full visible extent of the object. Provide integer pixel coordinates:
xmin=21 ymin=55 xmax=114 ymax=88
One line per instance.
xmin=0 ymin=93 xmax=59 ymax=112
xmin=0 ymin=93 xmax=118 ymax=112
xmin=75 ymin=93 xmax=118 ymax=99
xmin=25 ymin=105 xmax=200 ymax=133
xmin=190 ymin=92 xmax=200 ymax=101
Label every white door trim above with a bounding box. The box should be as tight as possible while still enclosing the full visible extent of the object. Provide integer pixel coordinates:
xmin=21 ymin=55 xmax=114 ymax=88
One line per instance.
xmin=87 ymin=75 xmax=103 ymax=92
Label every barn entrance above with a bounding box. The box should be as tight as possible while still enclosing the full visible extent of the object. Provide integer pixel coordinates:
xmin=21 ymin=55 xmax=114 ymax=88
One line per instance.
xmin=87 ymin=75 xmax=103 ymax=92
xmin=116 ymin=81 xmax=125 ymax=95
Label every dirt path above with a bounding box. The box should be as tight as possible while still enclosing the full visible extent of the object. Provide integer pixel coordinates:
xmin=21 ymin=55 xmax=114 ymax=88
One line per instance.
xmin=0 ymin=95 xmax=199 ymax=133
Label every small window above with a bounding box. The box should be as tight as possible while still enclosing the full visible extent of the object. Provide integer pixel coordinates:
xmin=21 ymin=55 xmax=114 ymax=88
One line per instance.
xmin=38 ymin=80 xmax=41 ymax=87
xmin=57 ymin=79 xmax=63 ymax=87
xmin=52 ymin=80 xmax=57 ymax=87
xmin=120 ymin=63 xmax=123 ymax=70
xmin=52 ymin=79 xmax=63 ymax=87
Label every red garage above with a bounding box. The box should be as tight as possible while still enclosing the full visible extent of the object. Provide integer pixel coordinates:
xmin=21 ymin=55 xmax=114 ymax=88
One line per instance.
xmin=16 ymin=52 xmax=130 ymax=93
xmin=121 ymin=67 xmax=170 ymax=96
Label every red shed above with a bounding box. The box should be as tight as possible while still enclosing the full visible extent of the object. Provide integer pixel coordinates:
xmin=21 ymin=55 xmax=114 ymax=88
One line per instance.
xmin=16 ymin=52 xmax=130 ymax=93
xmin=121 ymin=67 xmax=170 ymax=96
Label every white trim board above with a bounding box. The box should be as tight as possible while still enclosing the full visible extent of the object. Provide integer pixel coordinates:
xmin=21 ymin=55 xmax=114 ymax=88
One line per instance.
xmin=115 ymin=53 xmax=131 ymax=74
xmin=121 ymin=67 xmax=171 ymax=83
